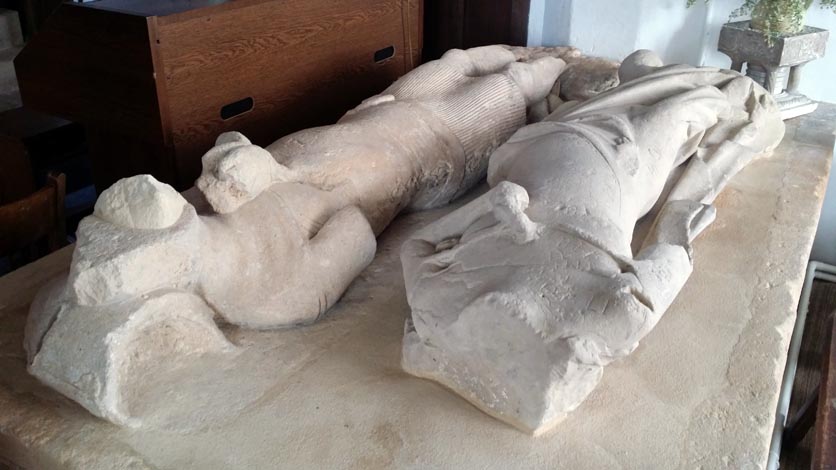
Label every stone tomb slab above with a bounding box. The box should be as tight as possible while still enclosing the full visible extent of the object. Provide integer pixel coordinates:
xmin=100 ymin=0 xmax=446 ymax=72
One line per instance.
xmin=0 ymin=105 xmax=834 ymax=469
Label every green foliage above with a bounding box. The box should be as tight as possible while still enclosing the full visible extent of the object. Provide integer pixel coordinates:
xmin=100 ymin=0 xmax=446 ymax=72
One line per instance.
xmin=688 ymin=0 xmax=836 ymax=39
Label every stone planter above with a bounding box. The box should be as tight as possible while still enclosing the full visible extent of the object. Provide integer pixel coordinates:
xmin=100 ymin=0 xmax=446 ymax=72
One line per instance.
xmin=718 ymin=20 xmax=829 ymax=120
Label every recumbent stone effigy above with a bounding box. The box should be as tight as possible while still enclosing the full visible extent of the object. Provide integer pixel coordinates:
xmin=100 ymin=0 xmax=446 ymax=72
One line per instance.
xmin=400 ymin=50 xmax=785 ymax=434
xmin=23 ymin=46 xmax=565 ymax=426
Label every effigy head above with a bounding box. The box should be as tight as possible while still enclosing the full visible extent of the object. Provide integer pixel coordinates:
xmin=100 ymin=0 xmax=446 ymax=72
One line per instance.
xmin=618 ymin=49 xmax=664 ymax=83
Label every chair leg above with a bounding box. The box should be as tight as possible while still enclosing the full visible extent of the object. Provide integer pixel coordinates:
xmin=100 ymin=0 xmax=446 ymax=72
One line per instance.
xmin=783 ymin=387 xmax=820 ymax=450
xmin=46 ymin=172 xmax=67 ymax=252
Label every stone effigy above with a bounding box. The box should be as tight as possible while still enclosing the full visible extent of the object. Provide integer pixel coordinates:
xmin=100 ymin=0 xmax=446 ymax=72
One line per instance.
xmin=504 ymin=45 xmax=621 ymax=102
xmin=400 ymin=50 xmax=786 ymax=434
xmin=23 ymin=46 xmax=564 ymax=426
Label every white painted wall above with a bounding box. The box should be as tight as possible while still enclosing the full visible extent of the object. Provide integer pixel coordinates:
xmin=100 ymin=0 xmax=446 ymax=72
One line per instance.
xmin=527 ymin=0 xmax=710 ymax=64
xmin=528 ymin=0 xmax=836 ymax=102
xmin=635 ymin=0 xmax=709 ymax=65
xmin=528 ymin=0 xmax=836 ymax=263
xmin=542 ymin=0 xmax=573 ymax=46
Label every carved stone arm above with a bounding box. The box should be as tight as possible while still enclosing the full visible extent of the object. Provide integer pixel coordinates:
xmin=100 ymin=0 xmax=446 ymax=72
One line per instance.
xmin=631 ymin=200 xmax=716 ymax=314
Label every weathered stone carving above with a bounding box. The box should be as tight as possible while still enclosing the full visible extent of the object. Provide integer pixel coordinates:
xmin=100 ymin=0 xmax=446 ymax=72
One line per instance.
xmin=24 ymin=46 xmax=564 ymax=426
xmin=718 ymin=20 xmax=829 ymax=119
xmin=505 ymin=45 xmax=621 ymax=109
xmin=401 ymin=49 xmax=785 ymax=434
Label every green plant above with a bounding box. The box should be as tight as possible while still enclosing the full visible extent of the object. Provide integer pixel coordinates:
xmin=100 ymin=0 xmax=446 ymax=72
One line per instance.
xmin=688 ymin=0 xmax=836 ymax=38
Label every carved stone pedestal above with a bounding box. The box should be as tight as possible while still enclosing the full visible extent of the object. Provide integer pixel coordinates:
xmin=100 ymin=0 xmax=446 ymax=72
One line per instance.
xmin=719 ymin=21 xmax=829 ymax=120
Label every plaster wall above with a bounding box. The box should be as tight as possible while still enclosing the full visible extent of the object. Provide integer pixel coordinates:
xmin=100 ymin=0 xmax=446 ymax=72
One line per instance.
xmin=527 ymin=0 xmax=709 ymax=64
xmin=528 ymin=0 xmax=836 ymax=264
xmin=528 ymin=0 xmax=546 ymax=47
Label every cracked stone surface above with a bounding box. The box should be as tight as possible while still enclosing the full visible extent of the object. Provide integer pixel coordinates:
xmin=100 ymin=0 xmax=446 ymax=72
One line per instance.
xmin=0 ymin=105 xmax=833 ymax=469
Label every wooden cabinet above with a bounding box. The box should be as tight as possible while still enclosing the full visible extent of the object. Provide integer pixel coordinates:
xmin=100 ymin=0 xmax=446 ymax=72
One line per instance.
xmin=422 ymin=0 xmax=528 ymax=61
xmin=15 ymin=0 xmax=423 ymax=190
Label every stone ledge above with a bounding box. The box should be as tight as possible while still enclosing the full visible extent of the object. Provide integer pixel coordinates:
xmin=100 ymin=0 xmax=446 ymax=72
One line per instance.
xmin=0 ymin=105 xmax=833 ymax=470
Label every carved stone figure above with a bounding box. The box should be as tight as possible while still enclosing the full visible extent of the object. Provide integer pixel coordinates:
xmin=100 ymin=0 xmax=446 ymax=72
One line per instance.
xmin=24 ymin=46 xmax=564 ymax=426
xmin=504 ymin=45 xmax=621 ymax=110
xmin=400 ymin=50 xmax=786 ymax=434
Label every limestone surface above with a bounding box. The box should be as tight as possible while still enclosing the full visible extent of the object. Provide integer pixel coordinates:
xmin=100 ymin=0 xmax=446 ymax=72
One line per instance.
xmin=400 ymin=50 xmax=787 ymax=433
xmin=0 ymin=102 xmax=831 ymax=468
xmin=505 ymin=45 xmax=621 ymax=107
xmin=23 ymin=46 xmax=565 ymax=426
xmin=93 ymin=174 xmax=189 ymax=229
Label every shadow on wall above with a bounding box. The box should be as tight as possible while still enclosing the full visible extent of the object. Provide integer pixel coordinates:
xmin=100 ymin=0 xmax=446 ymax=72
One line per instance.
xmin=636 ymin=0 xmax=708 ymax=65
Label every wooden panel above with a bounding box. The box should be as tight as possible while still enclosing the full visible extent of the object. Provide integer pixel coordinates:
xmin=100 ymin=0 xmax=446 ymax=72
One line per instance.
xmin=813 ymin=316 xmax=836 ymax=469
xmin=0 ymin=0 xmax=62 ymax=38
xmin=14 ymin=4 xmax=163 ymax=141
xmin=0 ymin=138 xmax=33 ymax=204
xmin=508 ymin=0 xmax=530 ymax=46
xmin=79 ymin=0 xmax=236 ymax=18
xmin=423 ymin=0 xmax=529 ymax=60
xmin=404 ymin=0 xmax=424 ymax=69
xmin=16 ymin=0 xmax=422 ymax=190
xmin=422 ymin=0 xmax=464 ymax=61
xmin=84 ymin=128 xmax=174 ymax=192
xmin=0 ymin=173 xmax=63 ymax=256
xmin=154 ymin=0 xmax=420 ymax=186
xmin=462 ymin=0 xmax=530 ymax=48
xmin=0 ymin=107 xmax=82 ymax=203
xmin=462 ymin=0 xmax=511 ymax=48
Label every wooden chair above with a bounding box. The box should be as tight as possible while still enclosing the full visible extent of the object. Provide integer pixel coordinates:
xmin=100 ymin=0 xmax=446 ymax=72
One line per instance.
xmin=0 ymin=172 xmax=66 ymax=266
xmin=783 ymin=312 xmax=836 ymax=468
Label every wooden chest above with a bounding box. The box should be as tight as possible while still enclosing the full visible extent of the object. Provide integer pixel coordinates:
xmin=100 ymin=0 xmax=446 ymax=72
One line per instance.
xmin=14 ymin=0 xmax=423 ymax=190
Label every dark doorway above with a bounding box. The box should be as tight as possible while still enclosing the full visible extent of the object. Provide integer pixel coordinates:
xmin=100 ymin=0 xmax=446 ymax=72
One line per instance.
xmin=422 ymin=0 xmax=531 ymax=62
xmin=0 ymin=0 xmax=63 ymax=39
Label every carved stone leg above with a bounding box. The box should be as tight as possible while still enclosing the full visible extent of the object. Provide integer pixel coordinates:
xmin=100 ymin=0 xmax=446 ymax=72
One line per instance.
xmin=765 ymin=67 xmax=780 ymax=95
xmin=746 ymin=63 xmax=788 ymax=96
xmin=633 ymin=200 xmax=715 ymax=312
xmin=787 ymin=63 xmax=805 ymax=93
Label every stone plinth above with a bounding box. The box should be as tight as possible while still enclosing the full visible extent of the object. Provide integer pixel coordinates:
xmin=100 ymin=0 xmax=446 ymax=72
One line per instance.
xmin=0 ymin=106 xmax=834 ymax=470
xmin=718 ymin=21 xmax=829 ymax=119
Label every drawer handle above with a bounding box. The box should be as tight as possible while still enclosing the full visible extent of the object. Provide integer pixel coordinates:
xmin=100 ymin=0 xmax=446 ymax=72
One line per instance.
xmin=374 ymin=46 xmax=395 ymax=63
xmin=220 ymin=97 xmax=254 ymax=120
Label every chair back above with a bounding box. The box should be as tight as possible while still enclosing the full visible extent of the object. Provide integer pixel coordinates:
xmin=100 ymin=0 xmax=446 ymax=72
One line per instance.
xmin=0 ymin=172 xmax=66 ymax=258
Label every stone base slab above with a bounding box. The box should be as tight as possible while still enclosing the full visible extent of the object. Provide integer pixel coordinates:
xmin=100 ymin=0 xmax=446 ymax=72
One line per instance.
xmin=0 ymin=105 xmax=833 ymax=470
